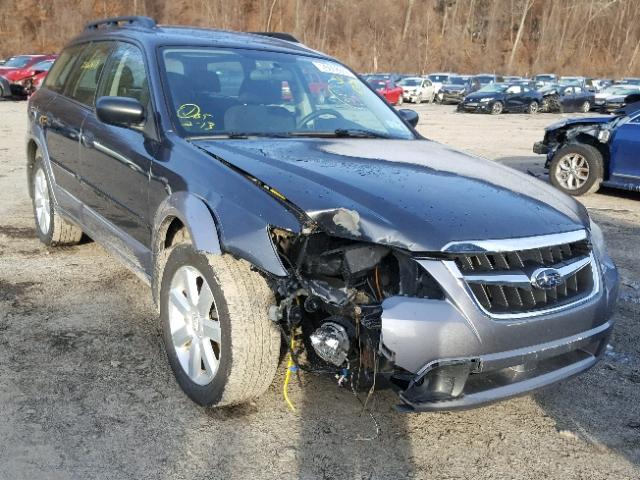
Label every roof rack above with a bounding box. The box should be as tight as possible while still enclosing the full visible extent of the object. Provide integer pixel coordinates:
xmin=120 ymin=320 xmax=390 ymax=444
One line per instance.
xmin=85 ymin=16 xmax=156 ymax=31
xmin=250 ymin=32 xmax=299 ymax=43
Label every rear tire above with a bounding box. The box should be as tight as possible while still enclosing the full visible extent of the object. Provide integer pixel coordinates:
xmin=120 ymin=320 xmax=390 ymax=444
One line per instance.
xmin=31 ymin=153 xmax=83 ymax=246
xmin=581 ymin=101 xmax=591 ymax=113
xmin=549 ymin=143 xmax=603 ymax=196
xmin=160 ymin=245 xmax=281 ymax=407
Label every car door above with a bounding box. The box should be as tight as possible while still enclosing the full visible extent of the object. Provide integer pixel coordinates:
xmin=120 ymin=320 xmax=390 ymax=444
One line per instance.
xmin=78 ymin=41 xmax=157 ymax=248
xmin=609 ymin=114 xmax=640 ymax=184
xmin=561 ymin=86 xmax=577 ymax=111
xmin=423 ymin=79 xmax=434 ymax=100
xmin=41 ymin=42 xmax=112 ymax=204
xmin=504 ymin=85 xmax=523 ymax=111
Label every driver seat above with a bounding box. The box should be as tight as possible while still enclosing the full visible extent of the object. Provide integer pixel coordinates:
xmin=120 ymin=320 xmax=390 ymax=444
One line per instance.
xmin=224 ymin=76 xmax=295 ymax=132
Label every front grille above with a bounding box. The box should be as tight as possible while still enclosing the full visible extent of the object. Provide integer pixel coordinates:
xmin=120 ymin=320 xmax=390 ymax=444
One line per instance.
xmin=451 ymin=239 xmax=595 ymax=315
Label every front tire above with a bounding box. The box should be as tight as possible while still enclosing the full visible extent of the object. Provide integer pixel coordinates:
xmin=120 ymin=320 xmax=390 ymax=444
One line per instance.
xmin=527 ymin=101 xmax=539 ymax=114
xmin=581 ymin=101 xmax=591 ymax=113
xmin=549 ymin=143 xmax=603 ymax=196
xmin=160 ymin=245 xmax=281 ymax=407
xmin=31 ymin=153 xmax=83 ymax=246
xmin=396 ymin=94 xmax=403 ymax=106
xmin=491 ymin=101 xmax=504 ymax=115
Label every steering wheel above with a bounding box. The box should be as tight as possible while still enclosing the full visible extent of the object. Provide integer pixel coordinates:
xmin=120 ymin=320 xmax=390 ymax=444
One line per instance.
xmin=297 ymin=109 xmax=345 ymax=129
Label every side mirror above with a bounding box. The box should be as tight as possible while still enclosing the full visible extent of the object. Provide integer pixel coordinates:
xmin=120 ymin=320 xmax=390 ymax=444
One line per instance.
xmin=398 ymin=108 xmax=419 ymax=127
xmin=96 ymin=96 xmax=145 ymax=129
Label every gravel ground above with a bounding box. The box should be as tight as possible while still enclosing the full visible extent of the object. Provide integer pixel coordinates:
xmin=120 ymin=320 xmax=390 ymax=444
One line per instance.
xmin=0 ymin=100 xmax=639 ymax=480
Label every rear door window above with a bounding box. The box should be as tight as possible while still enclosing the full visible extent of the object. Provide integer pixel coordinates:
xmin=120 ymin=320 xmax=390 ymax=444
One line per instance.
xmin=65 ymin=42 xmax=114 ymax=107
xmin=44 ymin=45 xmax=84 ymax=94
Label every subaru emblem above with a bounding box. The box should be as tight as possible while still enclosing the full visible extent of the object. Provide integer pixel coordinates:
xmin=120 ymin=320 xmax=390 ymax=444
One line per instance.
xmin=531 ymin=268 xmax=564 ymax=290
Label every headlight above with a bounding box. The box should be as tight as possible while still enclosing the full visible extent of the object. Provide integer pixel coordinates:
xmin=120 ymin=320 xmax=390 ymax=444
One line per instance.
xmin=589 ymin=218 xmax=607 ymax=259
xmin=479 ymin=97 xmax=493 ymax=102
xmin=597 ymin=129 xmax=610 ymax=143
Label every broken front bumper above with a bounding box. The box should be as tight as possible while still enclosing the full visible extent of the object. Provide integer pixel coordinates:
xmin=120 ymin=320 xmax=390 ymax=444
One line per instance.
xmin=533 ymin=141 xmax=550 ymax=155
xmin=380 ymin=251 xmax=618 ymax=412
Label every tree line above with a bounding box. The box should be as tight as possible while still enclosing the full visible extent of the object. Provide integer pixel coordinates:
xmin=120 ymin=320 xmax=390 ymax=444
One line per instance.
xmin=0 ymin=0 xmax=638 ymax=77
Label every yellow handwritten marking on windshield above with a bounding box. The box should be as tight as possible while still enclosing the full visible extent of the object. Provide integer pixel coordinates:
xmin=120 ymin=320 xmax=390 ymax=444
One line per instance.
xmin=177 ymin=103 xmax=216 ymax=131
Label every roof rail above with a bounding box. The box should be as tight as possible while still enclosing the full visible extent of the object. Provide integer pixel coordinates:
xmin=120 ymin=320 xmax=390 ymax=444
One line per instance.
xmin=85 ymin=16 xmax=156 ymax=31
xmin=250 ymin=32 xmax=299 ymax=43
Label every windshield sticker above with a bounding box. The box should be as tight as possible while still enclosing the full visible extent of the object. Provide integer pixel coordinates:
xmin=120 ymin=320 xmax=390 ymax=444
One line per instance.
xmin=312 ymin=61 xmax=356 ymax=79
xmin=177 ymin=103 xmax=216 ymax=131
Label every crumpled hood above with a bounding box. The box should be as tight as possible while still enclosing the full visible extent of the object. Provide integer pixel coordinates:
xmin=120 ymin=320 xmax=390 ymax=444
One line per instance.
xmin=194 ymin=138 xmax=590 ymax=252
xmin=545 ymin=116 xmax=613 ymax=131
xmin=0 ymin=67 xmax=21 ymax=81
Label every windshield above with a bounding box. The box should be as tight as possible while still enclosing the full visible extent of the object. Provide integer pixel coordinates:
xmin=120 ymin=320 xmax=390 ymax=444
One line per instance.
xmin=478 ymin=83 xmax=507 ymax=93
xmin=535 ymin=75 xmax=554 ymax=82
xmin=538 ymin=84 xmax=559 ymax=92
xmin=447 ymin=76 xmax=467 ymax=85
xmin=161 ymin=48 xmax=413 ymax=139
xmin=428 ymin=74 xmax=448 ymax=82
xmin=367 ymin=79 xmax=388 ymax=90
xmin=3 ymin=55 xmax=32 ymax=68
xmin=31 ymin=60 xmax=53 ymax=72
xmin=475 ymin=75 xmax=494 ymax=84
xmin=399 ymin=78 xmax=421 ymax=86
xmin=602 ymin=86 xmax=638 ymax=95
xmin=559 ymin=77 xmax=581 ymax=85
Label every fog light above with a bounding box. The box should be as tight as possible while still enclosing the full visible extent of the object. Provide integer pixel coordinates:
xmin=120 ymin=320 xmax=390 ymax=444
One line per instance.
xmin=310 ymin=322 xmax=350 ymax=366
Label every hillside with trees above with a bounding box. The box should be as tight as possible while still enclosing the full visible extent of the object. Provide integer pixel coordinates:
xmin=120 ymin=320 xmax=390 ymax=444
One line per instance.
xmin=0 ymin=0 xmax=638 ymax=77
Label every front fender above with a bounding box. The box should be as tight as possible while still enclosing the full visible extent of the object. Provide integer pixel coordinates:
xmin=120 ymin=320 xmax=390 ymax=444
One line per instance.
xmin=153 ymin=191 xmax=222 ymax=256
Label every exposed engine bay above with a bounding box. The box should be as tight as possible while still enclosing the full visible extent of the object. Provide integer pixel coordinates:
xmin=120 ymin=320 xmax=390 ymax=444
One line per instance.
xmin=267 ymin=228 xmax=444 ymax=402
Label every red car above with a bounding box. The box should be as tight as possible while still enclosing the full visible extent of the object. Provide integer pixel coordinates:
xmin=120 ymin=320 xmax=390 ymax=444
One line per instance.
xmin=27 ymin=59 xmax=56 ymax=95
xmin=366 ymin=78 xmax=404 ymax=105
xmin=0 ymin=54 xmax=57 ymax=96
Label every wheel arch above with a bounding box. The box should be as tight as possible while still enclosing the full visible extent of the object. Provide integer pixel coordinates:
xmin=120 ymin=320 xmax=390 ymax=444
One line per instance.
xmin=150 ymin=191 xmax=290 ymax=309
xmin=26 ymin=137 xmax=41 ymax=198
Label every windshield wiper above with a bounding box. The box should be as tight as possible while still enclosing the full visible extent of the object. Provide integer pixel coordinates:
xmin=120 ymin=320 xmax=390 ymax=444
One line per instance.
xmin=187 ymin=132 xmax=294 ymax=140
xmin=333 ymin=128 xmax=391 ymax=139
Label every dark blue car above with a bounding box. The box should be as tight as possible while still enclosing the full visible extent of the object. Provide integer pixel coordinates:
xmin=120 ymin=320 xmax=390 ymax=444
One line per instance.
xmin=533 ymin=105 xmax=640 ymax=195
xmin=458 ymin=82 xmax=543 ymax=114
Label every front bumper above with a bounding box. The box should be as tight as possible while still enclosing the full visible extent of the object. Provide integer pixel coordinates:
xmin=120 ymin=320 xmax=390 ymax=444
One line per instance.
xmin=441 ymin=92 xmax=465 ymax=104
xmin=397 ymin=321 xmax=611 ymax=411
xmin=458 ymin=101 xmax=492 ymax=113
xmin=381 ymin=251 xmax=619 ymax=412
xmin=533 ymin=141 xmax=550 ymax=155
xmin=402 ymin=91 xmax=420 ymax=102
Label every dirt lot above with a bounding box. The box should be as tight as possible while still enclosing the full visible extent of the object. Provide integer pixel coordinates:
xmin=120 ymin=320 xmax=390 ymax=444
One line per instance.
xmin=0 ymin=100 xmax=639 ymax=480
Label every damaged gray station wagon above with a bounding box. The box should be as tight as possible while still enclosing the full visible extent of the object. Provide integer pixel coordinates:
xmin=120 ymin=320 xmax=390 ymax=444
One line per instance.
xmin=27 ymin=17 xmax=619 ymax=411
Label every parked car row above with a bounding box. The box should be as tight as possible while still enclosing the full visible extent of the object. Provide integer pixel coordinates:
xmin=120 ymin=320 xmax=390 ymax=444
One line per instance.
xmin=0 ymin=54 xmax=57 ymax=99
xmin=360 ymin=70 xmax=640 ymax=112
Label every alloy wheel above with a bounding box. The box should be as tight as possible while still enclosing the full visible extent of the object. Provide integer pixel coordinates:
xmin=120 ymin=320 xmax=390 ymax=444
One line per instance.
xmin=33 ymin=168 xmax=51 ymax=234
xmin=555 ymin=153 xmax=590 ymax=190
xmin=582 ymin=101 xmax=591 ymax=113
xmin=169 ymin=265 xmax=222 ymax=385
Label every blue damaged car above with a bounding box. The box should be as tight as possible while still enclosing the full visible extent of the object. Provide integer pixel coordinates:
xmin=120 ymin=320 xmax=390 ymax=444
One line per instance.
xmin=534 ymin=103 xmax=640 ymax=196
xmin=27 ymin=16 xmax=618 ymax=411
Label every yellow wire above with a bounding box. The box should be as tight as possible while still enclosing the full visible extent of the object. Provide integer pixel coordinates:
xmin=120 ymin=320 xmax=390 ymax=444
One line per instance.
xmin=283 ymin=332 xmax=297 ymax=412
